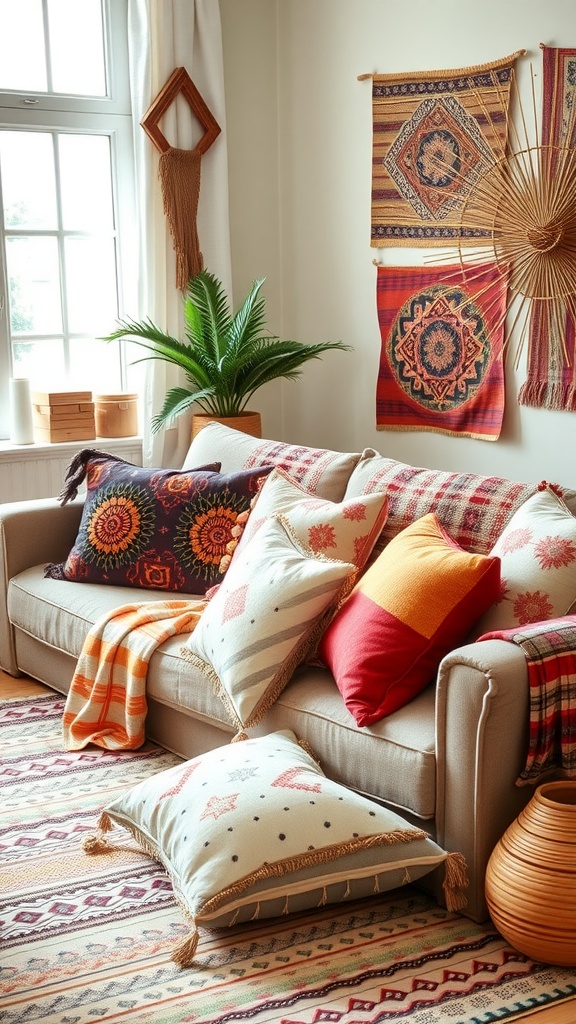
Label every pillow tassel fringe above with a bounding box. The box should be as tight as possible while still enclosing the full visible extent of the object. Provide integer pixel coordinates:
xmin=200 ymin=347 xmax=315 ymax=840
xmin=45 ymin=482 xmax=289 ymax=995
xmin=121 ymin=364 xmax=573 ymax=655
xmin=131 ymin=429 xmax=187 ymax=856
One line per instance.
xmin=443 ymin=852 xmax=469 ymax=911
xmin=82 ymin=812 xmax=115 ymax=854
xmin=58 ymin=448 xmax=126 ymax=505
xmin=171 ymin=926 xmax=200 ymax=968
xmin=298 ymin=737 xmax=321 ymax=765
xmin=232 ymin=730 xmax=249 ymax=743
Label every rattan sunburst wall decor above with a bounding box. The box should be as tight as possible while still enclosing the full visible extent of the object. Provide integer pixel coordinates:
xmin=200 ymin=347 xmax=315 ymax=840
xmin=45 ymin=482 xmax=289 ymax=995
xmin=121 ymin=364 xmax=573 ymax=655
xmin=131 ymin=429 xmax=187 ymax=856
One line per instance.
xmin=429 ymin=48 xmax=576 ymax=409
xmin=456 ymin=110 xmax=576 ymax=369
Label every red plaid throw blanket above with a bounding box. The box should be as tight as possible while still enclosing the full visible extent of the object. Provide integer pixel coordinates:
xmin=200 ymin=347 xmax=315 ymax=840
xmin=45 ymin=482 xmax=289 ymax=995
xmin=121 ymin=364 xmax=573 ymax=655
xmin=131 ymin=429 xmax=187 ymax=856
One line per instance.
xmin=63 ymin=599 xmax=206 ymax=750
xmin=479 ymin=616 xmax=576 ymax=786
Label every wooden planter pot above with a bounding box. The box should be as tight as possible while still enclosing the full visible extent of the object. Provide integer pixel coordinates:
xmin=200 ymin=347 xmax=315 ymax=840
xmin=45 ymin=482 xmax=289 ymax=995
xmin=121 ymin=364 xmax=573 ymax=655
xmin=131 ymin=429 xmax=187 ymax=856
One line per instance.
xmin=191 ymin=411 xmax=262 ymax=439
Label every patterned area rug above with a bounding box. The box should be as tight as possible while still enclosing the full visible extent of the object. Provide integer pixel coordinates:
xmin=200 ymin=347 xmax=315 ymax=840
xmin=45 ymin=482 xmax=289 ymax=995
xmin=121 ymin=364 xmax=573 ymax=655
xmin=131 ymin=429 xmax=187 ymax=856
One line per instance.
xmin=2 ymin=694 xmax=576 ymax=1024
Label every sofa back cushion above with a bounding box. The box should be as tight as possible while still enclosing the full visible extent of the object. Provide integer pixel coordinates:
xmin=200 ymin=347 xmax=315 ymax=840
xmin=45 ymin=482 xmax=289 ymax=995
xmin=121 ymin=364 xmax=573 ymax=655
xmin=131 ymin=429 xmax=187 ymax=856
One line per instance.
xmin=345 ymin=451 xmax=550 ymax=555
xmin=182 ymin=422 xmax=363 ymax=502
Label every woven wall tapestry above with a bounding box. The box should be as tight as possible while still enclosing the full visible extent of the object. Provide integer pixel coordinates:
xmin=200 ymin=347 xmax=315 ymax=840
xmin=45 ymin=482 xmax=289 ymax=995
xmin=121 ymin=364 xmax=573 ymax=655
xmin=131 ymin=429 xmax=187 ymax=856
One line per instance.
xmin=368 ymin=51 xmax=524 ymax=247
xmin=376 ymin=263 xmax=509 ymax=440
xmin=519 ymin=44 xmax=576 ymax=411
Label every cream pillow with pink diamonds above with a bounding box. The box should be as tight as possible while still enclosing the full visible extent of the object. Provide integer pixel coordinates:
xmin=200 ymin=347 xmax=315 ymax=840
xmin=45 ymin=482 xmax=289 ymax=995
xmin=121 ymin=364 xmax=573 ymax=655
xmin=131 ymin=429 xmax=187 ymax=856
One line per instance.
xmin=95 ymin=730 xmax=453 ymax=966
xmin=223 ymin=467 xmax=389 ymax=574
xmin=475 ymin=486 xmax=576 ymax=634
xmin=182 ymin=515 xmax=357 ymax=732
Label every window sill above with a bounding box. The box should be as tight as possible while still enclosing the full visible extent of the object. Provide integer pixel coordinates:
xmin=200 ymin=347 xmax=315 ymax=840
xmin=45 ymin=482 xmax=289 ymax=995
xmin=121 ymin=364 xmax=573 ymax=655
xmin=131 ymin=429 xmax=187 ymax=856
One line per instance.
xmin=0 ymin=436 xmax=143 ymax=502
xmin=0 ymin=435 xmax=143 ymax=461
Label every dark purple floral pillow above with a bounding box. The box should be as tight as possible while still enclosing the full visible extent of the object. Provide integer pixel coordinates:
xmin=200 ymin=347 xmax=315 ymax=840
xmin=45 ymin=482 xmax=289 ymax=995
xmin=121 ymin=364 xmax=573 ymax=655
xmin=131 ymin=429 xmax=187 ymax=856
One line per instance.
xmin=45 ymin=449 xmax=273 ymax=594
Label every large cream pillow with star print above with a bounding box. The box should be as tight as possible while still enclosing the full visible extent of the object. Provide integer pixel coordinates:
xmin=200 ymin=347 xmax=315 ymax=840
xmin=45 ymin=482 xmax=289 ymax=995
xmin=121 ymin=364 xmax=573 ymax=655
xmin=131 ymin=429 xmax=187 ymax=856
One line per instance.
xmin=87 ymin=730 xmax=458 ymax=966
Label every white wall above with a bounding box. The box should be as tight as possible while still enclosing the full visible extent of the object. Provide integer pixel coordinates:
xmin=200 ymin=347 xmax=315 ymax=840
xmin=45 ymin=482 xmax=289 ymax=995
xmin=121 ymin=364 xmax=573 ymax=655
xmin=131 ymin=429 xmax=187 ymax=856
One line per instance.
xmin=220 ymin=0 xmax=576 ymax=487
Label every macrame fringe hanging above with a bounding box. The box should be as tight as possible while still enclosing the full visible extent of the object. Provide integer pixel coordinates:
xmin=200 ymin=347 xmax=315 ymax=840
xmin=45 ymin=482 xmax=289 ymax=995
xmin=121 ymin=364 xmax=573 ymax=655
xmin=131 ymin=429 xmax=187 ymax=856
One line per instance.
xmin=140 ymin=68 xmax=221 ymax=291
xmin=158 ymin=146 xmax=204 ymax=290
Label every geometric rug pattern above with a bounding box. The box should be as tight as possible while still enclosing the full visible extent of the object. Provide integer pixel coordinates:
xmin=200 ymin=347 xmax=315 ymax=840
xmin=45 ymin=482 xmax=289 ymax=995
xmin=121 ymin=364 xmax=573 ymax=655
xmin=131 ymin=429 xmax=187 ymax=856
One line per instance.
xmin=2 ymin=693 xmax=576 ymax=1023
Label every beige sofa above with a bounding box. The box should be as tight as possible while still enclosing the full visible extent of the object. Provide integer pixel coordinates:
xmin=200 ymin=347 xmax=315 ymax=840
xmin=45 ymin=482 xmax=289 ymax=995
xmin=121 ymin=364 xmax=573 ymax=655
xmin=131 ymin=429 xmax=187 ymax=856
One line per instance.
xmin=2 ymin=422 xmax=572 ymax=923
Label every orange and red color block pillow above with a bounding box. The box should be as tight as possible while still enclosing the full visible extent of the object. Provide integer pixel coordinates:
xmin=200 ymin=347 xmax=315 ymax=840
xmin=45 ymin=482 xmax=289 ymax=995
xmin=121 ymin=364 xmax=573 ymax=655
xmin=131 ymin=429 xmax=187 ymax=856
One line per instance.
xmin=319 ymin=513 xmax=500 ymax=726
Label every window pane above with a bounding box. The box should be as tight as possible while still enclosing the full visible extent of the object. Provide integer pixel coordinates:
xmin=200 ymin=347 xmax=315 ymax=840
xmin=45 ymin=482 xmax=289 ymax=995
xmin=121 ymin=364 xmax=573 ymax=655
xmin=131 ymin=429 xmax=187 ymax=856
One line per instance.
xmin=7 ymin=237 xmax=63 ymax=335
xmin=69 ymin=336 xmax=123 ymax=394
xmin=65 ymin=236 xmax=118 ymax=334
xmin=48 ymin=0 xmax=106 ymax=96
xmin=0 ymin=0 xmax=47 ymax=92
xmin=13 ymin=339 xmax=66 ymax=386
xmin=0 ymin=0 xmax=134 ymax=440
xmin=59 ymin=134 xmax=114 ymax=231
xmin=0 ymin=131 xmax=57 ymax=229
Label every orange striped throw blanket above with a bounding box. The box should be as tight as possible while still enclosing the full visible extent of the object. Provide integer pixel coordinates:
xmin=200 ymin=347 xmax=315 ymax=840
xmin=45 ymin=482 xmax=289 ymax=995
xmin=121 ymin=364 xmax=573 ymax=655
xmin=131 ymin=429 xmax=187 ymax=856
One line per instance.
xmin=63 ymin=600 xmax=206 ymax=751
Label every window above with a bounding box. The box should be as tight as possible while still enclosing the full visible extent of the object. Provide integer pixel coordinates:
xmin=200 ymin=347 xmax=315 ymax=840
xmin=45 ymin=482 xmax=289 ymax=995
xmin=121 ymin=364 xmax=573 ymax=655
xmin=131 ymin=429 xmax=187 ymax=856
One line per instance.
xmin=0 ymin=0 xmax=137 ymax=440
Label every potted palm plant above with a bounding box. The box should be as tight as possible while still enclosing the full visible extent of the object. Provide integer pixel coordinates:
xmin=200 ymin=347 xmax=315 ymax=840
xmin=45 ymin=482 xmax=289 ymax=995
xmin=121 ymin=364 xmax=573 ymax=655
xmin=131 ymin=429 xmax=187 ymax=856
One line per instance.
xmin=104 ymin=270 xmax=351 ymax=437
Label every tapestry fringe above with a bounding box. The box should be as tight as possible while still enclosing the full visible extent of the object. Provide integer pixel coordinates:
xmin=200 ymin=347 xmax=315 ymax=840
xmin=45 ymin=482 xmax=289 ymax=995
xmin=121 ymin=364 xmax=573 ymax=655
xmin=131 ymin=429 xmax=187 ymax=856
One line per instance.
xmin=518 ymin=379 xmax=576 ymax=411
xmin=375 ymin=424 xmax=499 ymax=441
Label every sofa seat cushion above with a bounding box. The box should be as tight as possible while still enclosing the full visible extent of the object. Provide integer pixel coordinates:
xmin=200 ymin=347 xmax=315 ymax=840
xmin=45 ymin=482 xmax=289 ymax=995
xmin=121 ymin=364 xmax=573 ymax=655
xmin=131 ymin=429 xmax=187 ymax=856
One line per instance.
xmin=8 ymin=567 xmax=436 ymax=820
xmin=182 ymin=421 xmax=364 ymax=501
xmin=9 ymin=566 xmax=160 ymax=658
xmin=259 ymin=667 xmax=437 ymax=820
xmin=7 ymin=566 xmax=233 ymax=731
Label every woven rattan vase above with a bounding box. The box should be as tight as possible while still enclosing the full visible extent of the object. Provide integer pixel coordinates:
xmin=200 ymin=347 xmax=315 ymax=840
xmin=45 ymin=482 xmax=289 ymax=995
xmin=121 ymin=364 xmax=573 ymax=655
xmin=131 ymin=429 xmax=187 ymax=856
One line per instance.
xmin=485 ymin=780 xmax=576 ymax=966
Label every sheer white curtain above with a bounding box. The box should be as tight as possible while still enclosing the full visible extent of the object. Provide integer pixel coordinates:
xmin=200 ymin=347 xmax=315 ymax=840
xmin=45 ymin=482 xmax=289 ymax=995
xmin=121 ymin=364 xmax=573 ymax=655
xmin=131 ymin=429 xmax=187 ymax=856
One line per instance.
xmin=127 ymin=0 xmax=232 ymax=467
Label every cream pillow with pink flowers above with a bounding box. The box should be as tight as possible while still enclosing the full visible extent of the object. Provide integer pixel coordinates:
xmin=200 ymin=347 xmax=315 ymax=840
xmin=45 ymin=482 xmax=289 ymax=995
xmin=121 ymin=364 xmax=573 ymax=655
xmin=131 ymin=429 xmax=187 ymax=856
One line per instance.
xmin=475 ymin=486 xmax=576 ymax=634
xmin=224 ymin=467 xmax=388 ymax=573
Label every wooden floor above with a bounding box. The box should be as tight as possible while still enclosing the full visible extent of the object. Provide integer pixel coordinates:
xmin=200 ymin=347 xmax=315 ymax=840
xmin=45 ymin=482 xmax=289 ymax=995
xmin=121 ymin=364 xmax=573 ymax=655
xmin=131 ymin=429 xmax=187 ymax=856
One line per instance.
xmin=1 ymin=669 xmax=53 ymax=698
xmin=1 ymin=668 xmax=575 ymax=1024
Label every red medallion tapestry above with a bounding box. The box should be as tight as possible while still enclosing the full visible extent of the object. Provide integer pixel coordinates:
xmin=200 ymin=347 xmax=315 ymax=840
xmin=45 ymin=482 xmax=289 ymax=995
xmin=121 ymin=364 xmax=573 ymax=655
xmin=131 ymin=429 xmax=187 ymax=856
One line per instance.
xmin=376 ymin=263 xmax=508 ymax=440
xmin=519 ymin=45 xmax=576 ymax=411
xmin=369 ymin=51 xmax=523 ymax=247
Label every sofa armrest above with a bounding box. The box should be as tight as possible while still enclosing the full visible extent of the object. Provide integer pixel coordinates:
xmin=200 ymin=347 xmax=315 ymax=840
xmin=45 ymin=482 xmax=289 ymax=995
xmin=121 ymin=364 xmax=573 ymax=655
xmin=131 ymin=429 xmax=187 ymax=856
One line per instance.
xmin=434 ymin=639 xmax=532 ymax=922
xmin=0 ymin=497 xmax=83 ymax=675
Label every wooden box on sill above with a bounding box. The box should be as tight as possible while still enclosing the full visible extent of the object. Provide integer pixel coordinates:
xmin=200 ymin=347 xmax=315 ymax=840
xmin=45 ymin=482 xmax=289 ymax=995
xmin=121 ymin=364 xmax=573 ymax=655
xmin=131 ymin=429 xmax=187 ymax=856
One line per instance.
xmin=31 ymin=390 xmax=96 ymax=443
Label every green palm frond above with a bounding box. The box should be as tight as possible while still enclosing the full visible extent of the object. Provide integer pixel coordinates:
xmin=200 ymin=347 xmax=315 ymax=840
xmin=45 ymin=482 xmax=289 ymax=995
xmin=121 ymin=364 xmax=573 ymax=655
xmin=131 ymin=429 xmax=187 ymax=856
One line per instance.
xmin=151 ymin=385 xmax=219 ymax=432
xmin=186 ymin=272 xmax=232 ymax=362
xmin=103 ymin=269 xmax=352 ymax=427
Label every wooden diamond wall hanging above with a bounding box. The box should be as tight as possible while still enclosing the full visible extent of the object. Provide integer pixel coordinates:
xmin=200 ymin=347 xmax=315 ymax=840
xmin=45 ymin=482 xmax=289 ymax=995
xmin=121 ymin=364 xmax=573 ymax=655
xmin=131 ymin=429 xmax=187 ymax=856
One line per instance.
xmin=141 ymin=67 xmax=221 ymax=289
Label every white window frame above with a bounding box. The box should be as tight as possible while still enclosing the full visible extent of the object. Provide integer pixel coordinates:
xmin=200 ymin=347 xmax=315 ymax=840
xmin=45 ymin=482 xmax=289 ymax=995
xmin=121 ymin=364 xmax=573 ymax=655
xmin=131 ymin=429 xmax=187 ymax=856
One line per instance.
xmin=0 ymin=0 xmax=137 ymax=441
